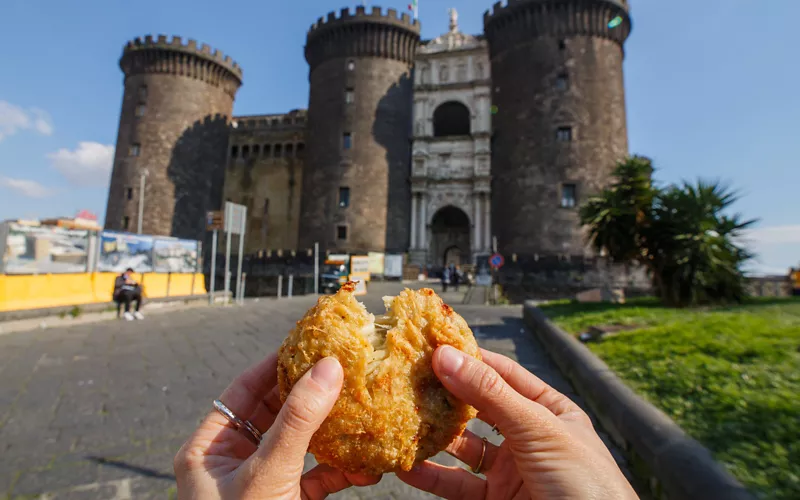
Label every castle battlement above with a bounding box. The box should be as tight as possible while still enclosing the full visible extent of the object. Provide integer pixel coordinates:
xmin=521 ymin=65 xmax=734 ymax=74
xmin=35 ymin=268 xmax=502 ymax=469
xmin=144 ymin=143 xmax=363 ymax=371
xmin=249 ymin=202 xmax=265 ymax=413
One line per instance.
xmin=483 ymin=0 xmax=631 ymax=55
xmin=305 ymin=5 xmax=421 ymax=69
xmin=122 ymin=35 xmax=243 ymax=82
xmin=231 ymin=110 xmax=307 ymax=132
xmin=308 ymin=6 xmax=419 ymax=34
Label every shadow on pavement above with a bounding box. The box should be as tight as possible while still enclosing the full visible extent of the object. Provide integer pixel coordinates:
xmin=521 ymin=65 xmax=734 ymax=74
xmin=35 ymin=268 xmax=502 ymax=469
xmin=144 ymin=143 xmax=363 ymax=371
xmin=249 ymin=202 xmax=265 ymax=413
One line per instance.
xmin=86 ymin=455 xmax=176 ymax=481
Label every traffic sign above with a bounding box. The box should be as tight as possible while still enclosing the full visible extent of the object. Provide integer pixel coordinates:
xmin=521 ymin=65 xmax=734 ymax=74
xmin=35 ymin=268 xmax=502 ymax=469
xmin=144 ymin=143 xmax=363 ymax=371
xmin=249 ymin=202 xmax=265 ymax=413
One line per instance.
xmin=489 ymin=253 xmax=505 ymax=269
xmin=206 ymin=211 xmax=224 ymax=231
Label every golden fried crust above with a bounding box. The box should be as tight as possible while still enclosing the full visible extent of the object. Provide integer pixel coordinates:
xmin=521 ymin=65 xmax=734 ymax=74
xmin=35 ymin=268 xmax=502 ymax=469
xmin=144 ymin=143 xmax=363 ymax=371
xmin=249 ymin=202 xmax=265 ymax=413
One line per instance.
xmin=277 ymin=284 xmax=480 ymax=475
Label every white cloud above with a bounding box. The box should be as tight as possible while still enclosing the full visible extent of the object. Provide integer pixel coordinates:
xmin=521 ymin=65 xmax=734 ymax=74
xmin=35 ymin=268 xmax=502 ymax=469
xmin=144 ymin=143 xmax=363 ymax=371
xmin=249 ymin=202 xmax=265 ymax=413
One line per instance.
xmin=47 ymin=141 xmax=115 ymax=187
xmin=0 ymin=101 xmax=54 ymax=141
xmin=0 ymin=176 xmax=54 ymax=198
xmin=741 ymin=225 xmax=800 ymax=246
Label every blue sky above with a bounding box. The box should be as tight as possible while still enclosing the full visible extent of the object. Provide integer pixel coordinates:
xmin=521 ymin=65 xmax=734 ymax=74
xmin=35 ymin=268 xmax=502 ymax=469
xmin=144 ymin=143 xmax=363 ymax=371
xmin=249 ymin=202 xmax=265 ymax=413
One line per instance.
xmin=0 ymin=0 xmax=797 ymax=274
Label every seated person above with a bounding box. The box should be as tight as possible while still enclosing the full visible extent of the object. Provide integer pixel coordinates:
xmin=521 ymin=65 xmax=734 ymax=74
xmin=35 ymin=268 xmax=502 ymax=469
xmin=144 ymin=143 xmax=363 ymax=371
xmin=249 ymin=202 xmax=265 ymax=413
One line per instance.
xmin=113 ymin=268 xmax=144 ymax=320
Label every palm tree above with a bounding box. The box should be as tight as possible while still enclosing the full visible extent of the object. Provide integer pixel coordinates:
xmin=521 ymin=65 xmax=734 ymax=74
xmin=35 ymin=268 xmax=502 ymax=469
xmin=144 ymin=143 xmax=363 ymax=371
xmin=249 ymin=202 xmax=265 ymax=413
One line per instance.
xmin=645 ymin=180 xmax=757 ymax=306
xmin=579 ymin=156 xmax=656 ymax=265
xmin=580 ymin=157 xmax=757 ymax=307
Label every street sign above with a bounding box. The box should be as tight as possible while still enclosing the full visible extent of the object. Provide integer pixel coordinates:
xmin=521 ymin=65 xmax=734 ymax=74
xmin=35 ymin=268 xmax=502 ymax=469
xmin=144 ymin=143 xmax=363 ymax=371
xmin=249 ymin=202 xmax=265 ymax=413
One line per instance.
xmin=224 ymin=202 xmax=247 ymax=235
xmin=489 ymin=253 xmax=505 ymax=269
xmin=206 ymin=211 xmax=224 ymax=231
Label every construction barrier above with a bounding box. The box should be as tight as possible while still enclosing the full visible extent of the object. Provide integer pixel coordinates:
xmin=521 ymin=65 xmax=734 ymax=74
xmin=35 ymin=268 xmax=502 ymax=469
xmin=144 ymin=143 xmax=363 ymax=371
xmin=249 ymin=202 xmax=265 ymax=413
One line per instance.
xmin=0 ymin=272 xmax=206 ymax=312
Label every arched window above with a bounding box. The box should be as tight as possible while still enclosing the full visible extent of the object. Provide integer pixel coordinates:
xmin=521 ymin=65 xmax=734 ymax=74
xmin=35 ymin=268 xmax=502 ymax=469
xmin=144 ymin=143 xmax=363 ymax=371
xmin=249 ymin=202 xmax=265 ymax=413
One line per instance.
xmin=433 ymin=101 xmax=471 ymax=137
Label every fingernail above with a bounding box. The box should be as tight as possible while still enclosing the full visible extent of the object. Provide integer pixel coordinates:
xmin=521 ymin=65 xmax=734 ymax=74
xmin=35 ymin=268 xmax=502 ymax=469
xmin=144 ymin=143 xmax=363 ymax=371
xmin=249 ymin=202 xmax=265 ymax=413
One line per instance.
xmin=437 ymin=345 xmax=466 ymax=377
xmin=311 ymin=357 xmax=342 ymax=391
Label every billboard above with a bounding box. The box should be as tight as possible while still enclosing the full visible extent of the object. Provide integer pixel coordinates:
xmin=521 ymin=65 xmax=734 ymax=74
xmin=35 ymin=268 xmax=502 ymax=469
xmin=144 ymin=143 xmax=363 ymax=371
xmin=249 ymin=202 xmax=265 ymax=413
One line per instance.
xmin=153 ymin=239 xmax=199 ymax=273
xmin=2 ymin=223 xmax=90 ymax=274
xmin=368 ymin=252 xmax=385 ymax=275
xmin=384 ymin=254 xmax=404 ymax=278
xmin=98 ymin=232 xmax=154 ymax=273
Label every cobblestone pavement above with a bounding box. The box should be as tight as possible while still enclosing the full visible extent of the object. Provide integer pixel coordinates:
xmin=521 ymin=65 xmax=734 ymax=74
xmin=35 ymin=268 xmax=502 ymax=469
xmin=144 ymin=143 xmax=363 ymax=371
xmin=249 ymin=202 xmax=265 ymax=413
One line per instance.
xmin=0 ymin=282 xmax=632 ymax=499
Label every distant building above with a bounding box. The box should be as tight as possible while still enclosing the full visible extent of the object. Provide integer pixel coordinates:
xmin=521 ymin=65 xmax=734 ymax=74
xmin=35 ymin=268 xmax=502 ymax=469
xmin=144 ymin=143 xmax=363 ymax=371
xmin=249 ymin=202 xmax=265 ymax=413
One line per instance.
xmin=104 ymin=1 xmax=633 ymax=271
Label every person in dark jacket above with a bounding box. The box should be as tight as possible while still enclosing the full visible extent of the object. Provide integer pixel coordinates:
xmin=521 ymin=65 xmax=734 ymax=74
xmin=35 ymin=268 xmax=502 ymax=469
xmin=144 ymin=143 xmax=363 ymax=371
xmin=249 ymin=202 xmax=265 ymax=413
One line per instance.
xmin=114 ymin=268 xmax=144 ymax=320
xmin=441 ymin=266 xmax=451 ymax=293
xmin=451 ymin=264 xmax=461 ymax=292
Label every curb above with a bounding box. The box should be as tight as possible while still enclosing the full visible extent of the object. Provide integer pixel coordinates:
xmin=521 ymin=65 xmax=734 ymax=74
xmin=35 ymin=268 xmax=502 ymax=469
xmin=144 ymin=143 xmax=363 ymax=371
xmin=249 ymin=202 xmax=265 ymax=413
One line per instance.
xmin=523 ymin=302 xmax=754 ymax=500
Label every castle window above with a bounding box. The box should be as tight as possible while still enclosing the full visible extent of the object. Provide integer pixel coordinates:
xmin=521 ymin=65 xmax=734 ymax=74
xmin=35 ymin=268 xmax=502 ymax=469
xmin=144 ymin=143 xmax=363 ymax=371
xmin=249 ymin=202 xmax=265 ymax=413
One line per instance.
xmin=558 ymin=39 xmax=566 ymax=50
xmin=346 ymin=60 xmax=356 ymax=71
xmin=241 ymin=145 xmax=250 ymax=159
xmin=345 ymin=88 xmax=355 ymax=104
xmin=283 ymin=117 xmax=291 ymax=125
xmin=439 ymin=64 xmax=449 ymax=83
xmin=252 ymin=144 xmax=260 ymax=156
xmin=556 ymin=127 xmax=573 ymax=142
xmin=561 ymin=183 xmax=577 ymax=208
xmin=263 ymin=144 xmax=271 ymax=157
xmin=138 ymin=85 xmax=147 ymax=102
xmin=123 ymin=216 xmax=130 ymax=230
xmin=336 ymin=225 xmax=348 ymax=240
xmin=296 ymin=143 xmax=305 ymax=158
xmin=129 ymin=144 xmax=141 ymax=157
xmin=433 ymin=101 xmax=471 ymax=137
xmin=126 ymin=187 xmax=133 ymax=200
xmin=457 ymin=63 xmax=467 ymax=81
xmin=272 ymin=118 xmax=279 ymax=126
xmin=285 ymin=144 xmax=294 ymax=157
xmin=339 ymin=187 xmax=350 ymax=208
xmin=274 ymin=144 xmax=283 ymax=157
xmin=556 ymin=73 xmax=569 ymax=91
xmin=343 ymin=133 xmax=352 ymax=150
xmin=135 ymin=104 xmax=146 ymax=117
xmin=230 ymin=145 xmax=239 ymax=158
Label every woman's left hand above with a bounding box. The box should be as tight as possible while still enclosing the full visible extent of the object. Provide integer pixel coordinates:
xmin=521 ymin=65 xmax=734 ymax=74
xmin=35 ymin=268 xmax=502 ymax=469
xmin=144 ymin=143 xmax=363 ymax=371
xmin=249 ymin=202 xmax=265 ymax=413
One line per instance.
xmin=174 ymin=353 xmax=381 ymax=499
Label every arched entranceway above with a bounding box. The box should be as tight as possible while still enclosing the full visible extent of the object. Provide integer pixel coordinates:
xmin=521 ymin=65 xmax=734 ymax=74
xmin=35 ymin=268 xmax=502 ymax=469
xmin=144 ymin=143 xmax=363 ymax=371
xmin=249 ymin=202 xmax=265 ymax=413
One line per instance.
xmin=430 ymin=205 xmax=471 ymax=267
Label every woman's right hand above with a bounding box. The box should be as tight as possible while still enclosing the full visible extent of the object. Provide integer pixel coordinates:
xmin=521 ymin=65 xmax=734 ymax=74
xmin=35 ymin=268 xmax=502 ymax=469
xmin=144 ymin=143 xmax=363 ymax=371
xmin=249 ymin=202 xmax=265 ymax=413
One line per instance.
xmin=396 ymin=346 xmax=638 ymax=500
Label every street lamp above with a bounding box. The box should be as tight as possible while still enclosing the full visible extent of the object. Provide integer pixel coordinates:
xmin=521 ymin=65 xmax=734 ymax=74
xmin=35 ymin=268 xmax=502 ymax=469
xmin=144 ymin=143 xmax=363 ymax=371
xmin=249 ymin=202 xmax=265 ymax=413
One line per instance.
xmin=137 ymin=168 xmax=149 ymax=234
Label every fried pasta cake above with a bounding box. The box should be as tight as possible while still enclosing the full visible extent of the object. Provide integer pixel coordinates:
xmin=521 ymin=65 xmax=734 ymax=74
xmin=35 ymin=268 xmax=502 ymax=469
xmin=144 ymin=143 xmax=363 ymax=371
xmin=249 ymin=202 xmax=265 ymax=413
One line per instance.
xmin=277 ymin=283 xmax=480 ymax=475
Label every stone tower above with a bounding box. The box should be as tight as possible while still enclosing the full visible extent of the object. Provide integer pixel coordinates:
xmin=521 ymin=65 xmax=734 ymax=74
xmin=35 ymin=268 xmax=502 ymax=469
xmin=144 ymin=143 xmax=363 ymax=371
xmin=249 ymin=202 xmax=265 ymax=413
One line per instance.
xmin=484 ymin=0 xmax=632 ymax=256
xmin=298 ymin=6 xmax=420 ymax=253
xmin=105 ymin=35 xmax=242 ymax=241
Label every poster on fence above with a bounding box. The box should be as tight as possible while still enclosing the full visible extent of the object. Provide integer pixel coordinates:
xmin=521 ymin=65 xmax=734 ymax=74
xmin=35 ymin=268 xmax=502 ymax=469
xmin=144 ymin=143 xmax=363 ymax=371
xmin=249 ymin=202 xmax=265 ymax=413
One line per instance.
xmin=2 ymin=223 xmax=90 ymax=274
xmin=383 ymin=254 xmax=403 ymax=278
xmin=368 ymin=252 xmax=385 ymax=276
xmin=98 ymin=232 xmax=154 ymax=273
xmin=153 ymin=239 xmax=199 ymax=273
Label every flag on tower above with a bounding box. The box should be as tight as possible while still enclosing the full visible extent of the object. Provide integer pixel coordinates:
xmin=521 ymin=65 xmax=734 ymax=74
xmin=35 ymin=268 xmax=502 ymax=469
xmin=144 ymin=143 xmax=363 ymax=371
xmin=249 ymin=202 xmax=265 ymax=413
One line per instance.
xmin=408 ymin=0 xmax=418 ymax=20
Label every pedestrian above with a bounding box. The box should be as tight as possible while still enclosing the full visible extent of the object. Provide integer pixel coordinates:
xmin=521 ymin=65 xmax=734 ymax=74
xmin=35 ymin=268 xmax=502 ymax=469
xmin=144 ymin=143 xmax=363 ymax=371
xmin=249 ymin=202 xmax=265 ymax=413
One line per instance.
xmin=441 ymin=266 xmax=451 ymax=293
xmin=113 ymin=268 xmax=144 ymax=320
xmin=452 ymin=264 xmax=461 ymax=292
xmin=174 ymin=348 xmax=638 ymax=499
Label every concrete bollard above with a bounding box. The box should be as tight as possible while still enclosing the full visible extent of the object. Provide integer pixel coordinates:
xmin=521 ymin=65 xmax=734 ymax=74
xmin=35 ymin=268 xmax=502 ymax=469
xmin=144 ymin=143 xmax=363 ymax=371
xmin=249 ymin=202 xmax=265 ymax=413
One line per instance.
xmin=288 ymin=275 xmax=294 ymax=298
xmin=278 ymin=275 xmax=283 ymax=299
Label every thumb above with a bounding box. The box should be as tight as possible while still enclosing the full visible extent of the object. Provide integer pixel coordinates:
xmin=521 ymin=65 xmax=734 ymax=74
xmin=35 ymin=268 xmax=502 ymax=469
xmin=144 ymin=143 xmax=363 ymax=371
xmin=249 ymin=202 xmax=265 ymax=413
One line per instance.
xmin=432 ymin=346 xmax=561 ymax=442
xmin=239 ymin=357 xmax=343 ymax=493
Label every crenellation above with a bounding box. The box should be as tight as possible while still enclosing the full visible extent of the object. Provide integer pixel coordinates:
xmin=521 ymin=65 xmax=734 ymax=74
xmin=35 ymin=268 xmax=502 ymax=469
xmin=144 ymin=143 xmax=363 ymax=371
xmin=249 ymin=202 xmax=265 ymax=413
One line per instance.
xmin=122 ymin=35 xmax=242 ymax=81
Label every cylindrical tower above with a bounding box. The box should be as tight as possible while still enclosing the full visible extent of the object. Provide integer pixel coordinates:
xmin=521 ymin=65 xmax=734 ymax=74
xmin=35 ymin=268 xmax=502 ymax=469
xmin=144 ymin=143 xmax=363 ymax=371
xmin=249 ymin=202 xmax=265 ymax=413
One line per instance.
xmin=104 ymin=35 xmax=243 ymax=241
xmin=299 ymin=6 xmax=420 ymax=253
xmin=484 ymin=0 xmax=632 ymax=256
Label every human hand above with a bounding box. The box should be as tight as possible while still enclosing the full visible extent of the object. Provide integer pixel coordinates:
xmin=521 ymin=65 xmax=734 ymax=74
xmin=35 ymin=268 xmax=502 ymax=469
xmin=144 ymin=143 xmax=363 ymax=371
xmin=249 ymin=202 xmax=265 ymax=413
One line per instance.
xmin=397 ymin=346 xmax=638 ymax=500
xmin=174 ymin=354 xmax=381 ymax=499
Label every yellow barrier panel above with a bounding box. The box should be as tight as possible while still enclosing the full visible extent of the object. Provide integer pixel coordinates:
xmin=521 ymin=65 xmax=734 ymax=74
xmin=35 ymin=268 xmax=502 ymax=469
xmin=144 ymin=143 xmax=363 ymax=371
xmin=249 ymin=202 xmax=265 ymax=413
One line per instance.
xmin=169 ymin=274 xmax=195 ymax=297
xmin=0 ymin=272 xmax=208 ymax=313
xmin=141 ymin=273 xmax=169 ymax=299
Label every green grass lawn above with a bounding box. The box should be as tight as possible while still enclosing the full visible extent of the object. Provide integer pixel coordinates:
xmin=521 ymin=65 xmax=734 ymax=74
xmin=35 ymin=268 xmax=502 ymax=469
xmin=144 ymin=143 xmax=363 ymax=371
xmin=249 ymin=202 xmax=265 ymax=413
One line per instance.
xmin=540 ymin=297 xmax=800 ymax=500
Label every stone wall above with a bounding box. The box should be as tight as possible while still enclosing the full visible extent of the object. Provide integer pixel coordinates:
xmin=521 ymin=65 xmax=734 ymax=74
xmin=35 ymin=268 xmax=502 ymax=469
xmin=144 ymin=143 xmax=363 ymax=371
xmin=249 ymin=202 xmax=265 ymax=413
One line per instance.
xmin=105 ymin=36 xmax=241 ymax=242
xmin=299 ymin=7 xmax=420 ymax=254
xmin=484 ymin=1 xmax=631 ymax=256
xmin=223 ymin=112 xmax=306 ymax=252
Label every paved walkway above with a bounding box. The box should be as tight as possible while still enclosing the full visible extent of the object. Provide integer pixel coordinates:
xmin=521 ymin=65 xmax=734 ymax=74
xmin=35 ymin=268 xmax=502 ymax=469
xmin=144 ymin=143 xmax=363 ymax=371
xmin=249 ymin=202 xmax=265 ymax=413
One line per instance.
xmin=0 ymin=282 xmax=631 ymax=499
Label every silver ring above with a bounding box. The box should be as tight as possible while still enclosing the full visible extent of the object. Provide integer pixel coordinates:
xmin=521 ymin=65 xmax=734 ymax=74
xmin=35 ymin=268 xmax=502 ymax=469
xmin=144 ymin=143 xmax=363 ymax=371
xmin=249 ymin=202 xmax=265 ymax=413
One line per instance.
xmin=213 ymin=399 xmax=262 ymax=446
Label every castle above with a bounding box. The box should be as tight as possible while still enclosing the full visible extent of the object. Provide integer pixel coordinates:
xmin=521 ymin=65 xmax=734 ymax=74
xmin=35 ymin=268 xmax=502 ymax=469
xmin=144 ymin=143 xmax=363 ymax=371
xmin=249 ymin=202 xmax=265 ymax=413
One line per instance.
xmin=104 ymin=0 xmax=632 ymax=269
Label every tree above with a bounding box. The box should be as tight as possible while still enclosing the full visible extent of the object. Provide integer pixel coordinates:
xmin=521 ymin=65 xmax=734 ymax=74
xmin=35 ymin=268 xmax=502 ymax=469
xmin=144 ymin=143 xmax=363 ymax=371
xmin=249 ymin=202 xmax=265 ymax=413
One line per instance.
xmin=580 ymin=158 xmax=757 ymax=307
xmin=580 ymin=156 xmax=655 ymax=265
